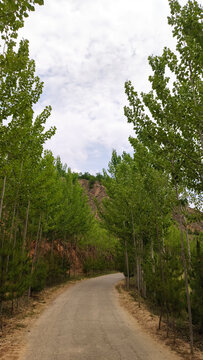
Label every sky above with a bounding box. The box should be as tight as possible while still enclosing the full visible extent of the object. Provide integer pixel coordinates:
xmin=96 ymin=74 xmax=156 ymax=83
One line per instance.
xmin=18 ymin=0 xmax=187 ymax=174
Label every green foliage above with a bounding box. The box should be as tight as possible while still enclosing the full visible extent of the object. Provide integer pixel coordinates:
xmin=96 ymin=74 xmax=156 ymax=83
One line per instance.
xmin=0 ymin=0 xmax=110 ymax=312
xmin=31 ymin=259 xmax=48 ymax=292
xmin=1 ymin=2 xmax=202 ymax=352
xmin=0 ymin=0 xmax=44 ymax=43
xmin=45 ymin=252 xmax=70 ymax=286
xmin=0 ymin=248 xmax=32 ymax=302
xmin=114 ymin=1 xmax=203 ymax=350
xmin=78 ymin=172 xmax=104 ymax=188
xmin=80 ymin=220 xmax=118 ymax=275
xmin=124 ymin=1 xmax=203 ymax=193
xmin=190 ymin=234 xmax=203 ymax=332
xmin=83 ymin=255 xmax=115 ymax=275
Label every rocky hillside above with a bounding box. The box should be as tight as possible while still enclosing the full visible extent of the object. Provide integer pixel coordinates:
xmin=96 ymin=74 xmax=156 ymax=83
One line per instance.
xmin=80 ymin=178 xmax=202 ymax=234
xmin=79 ymin=179 xmax=106 ymax=214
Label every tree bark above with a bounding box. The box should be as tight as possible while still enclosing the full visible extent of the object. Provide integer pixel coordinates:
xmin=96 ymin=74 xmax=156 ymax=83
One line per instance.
xmin=136 ymin=255 xmax=141 ymax=308
xmin=9 ymin=203 xmax=17 ymax=244
xmin=124 ymin=239 xmax=130 ymax=290
xmin=159 ymin=305 xmax=162 ymax=330
xmin=151 ymin=241 xmax=155 ymax=273
xmin=13 ymin=210 xmax=19 ymax=249
xmin=155 ymin=212 xmax=168 ymax=330
xmin=183 ymin=214 xmax=191 ymax=266
xmin=140 ymin=237 xmax=145 ymax=296
xmin=51 ymin=231 xmax=55 ymax=260
xmin=28 ymin=215 xmax=41 ymax=298
xmin=186 ymin=227 xmax=191 ymax=266
xmin=6 ymin=202 xmax=17 ymax=272
xmin=22 ymin=200 xmax=30 ymax=255
xmin=131 ymin=211 xmax=137 ymax=290
xmin=0 ymin=176 xmax=6 ymax=222
xmin=175 ymin=186 xmax=193 ymax=355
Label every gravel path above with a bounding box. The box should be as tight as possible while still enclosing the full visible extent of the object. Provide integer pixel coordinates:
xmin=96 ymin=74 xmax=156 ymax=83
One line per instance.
xmin=20 ymin=273 xmax=180 ymax=360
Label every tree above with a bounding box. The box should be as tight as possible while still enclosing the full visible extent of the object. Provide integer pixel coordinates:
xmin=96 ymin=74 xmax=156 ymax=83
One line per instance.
xmin=0 ymin=0 xmax=44 ymax=45
xmin=124 ymin=1 xmax=202 ymax=353
xmin=0 ymin=0 xmax=56 ymax=309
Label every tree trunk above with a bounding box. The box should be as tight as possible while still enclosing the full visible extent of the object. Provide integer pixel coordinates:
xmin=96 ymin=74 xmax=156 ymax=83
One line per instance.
xmin=136 ymin=255 xmax=141 ymax=308
xmin=33 ymin=216 xmax=41 ymax=263
xmin=184 ymin=215 xmax=191 ymax=266
xmin=133 ymin=261 xmax=137 ymax=289
xmin=131 ymin=211 xmax=137 ymax=290
xmin=175 ymin=186 xmax=193 ymax=355
xmin=159 ymin=305 xmax=162 ymax=330
xmin=173 ymin=318 xmax=176 ymax=344
xmin=180 ymin=224 xmax=193 ymax=354
xmin=0 ymin=176 xmax=6 ymax=222
xmin=73 ymin=236 xmax=77 ymax=277
xmin=37 ymin=226 xmax=43 ymax=258
xmin=62 ymin=241 xmax=65 ymax=275
xmin=139 ymin=255 xmax=142 ymax=295
xmin=6 ymin=202 xmax=17 ymax=272
xmin=186 ymin=227 xmax=191 ymax=266
xmin=142 ymin=275 xmax=146 ymax=298
xmin=22 ymin=200 xmax=30 ymax=255
xmin=9 ymin=203 xmax=17 ymax=244
xmin=0 ymin=301 xmax=3 ymax=331
xmin=155 ymin=216 xmax=166 ymax=325
xmin=51 ymin=231 xmax=54 ymax=260
xmin=166 ymin=311 xmax=169 ymax=337
xmin=124 ymin=239 xmax=130 ymax=290
xmin=28 ymin=215 xmax=41 ymax=298
xmin=151 ymin=241 xmax=155 ymax=273
xmin=13 ymin=210 xmax=19 ymax=249
xmin=140 ymin=237 xmax=145 ymax=297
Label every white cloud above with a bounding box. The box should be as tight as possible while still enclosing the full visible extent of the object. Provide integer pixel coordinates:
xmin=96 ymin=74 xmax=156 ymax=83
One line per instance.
xmin=18 ymin=0 xmax=188 ymax=173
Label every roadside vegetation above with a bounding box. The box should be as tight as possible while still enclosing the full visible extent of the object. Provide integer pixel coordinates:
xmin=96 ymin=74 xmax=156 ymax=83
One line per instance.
xmin=0 ymin=0 xmax=202 ymax=357
xmin=0 ymin=0 xmax=115 ymax=330
xmin=98 ymin=0 xmax=203 ymax=355
xmin=78 ymin=172 xmax=105 ymax=189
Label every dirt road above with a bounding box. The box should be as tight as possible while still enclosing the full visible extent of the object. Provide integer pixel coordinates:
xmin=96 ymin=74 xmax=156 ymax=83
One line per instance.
xmin=20 ymin=273 xmax=180 ymax=360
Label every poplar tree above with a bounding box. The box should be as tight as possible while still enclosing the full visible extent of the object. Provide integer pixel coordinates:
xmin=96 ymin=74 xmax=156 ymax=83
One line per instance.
xmin=0 ymin=0 xmax=56 ymax=309
xmin=124 ymin=1 xmax=202 ymax=353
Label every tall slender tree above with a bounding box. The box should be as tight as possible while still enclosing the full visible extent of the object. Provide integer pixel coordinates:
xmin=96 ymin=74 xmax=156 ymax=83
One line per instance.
xmin=124 ymin=1 xmax=202 ymax=353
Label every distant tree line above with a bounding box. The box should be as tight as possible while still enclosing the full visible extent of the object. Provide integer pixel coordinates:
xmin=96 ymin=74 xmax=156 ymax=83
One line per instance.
xmin=78 ymin=172 xmax=104 ymax=188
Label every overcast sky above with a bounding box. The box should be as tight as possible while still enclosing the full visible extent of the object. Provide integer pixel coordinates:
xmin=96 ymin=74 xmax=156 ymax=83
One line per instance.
xmin=19 ymin=0 xmax=187 ymax=174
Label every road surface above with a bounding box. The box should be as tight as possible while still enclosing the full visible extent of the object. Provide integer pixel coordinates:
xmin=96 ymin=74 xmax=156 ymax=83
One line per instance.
xmin=21 ymin=273 xmax=179 ymax=360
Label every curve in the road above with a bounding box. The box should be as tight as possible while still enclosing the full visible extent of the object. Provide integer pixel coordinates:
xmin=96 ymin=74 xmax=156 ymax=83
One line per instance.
xmin=21 ymin=273 xmax=180 ymax=360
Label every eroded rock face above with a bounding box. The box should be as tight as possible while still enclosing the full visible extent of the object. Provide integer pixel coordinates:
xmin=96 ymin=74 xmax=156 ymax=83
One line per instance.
xmin=79 ymin=179 xmax=203 ymax=233
xmin=173 ymin=207 xmax=203 ymax=234
xmin=78 ymin=179 xmax=106 ymax=213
